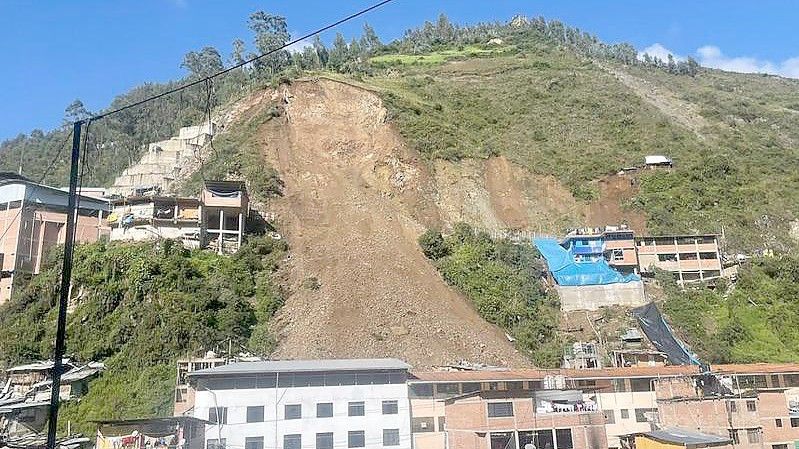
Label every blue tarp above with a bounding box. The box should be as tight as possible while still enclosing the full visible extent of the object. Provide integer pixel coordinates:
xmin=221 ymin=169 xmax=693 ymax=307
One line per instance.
xmin=534 ymin=237 xmax=641 ymax=286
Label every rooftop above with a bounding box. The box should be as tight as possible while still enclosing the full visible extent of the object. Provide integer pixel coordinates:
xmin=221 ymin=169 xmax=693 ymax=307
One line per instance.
xmin=409 ymin=365 xmax=700 ymax=382
xmin=189 ymin=358 xmax=411 ymax=377
xmin=644 ymin=428 xmax=731 ymax=447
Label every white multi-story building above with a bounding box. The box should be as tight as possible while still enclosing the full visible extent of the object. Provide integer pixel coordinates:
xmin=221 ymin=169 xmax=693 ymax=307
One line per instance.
xmin=189 ymin=359 xmax=412 ymax=449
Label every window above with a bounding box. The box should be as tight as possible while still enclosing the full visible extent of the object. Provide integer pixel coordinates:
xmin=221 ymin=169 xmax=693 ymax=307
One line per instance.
xmin=348 ymin=431 xmax=365 ymax=448
xmin=773 ymin=445 xmax=789 ymax=449
xmin=487 ymin=402 xmax=514 ymax=417
xmin=506 ymin=381 xmax=524 ymax=390
xmin=776 ymin=418 xmax=782 ymax=427
xmin=411 ymin=417 xmax=434 ymax=433
xmin=490 ymin=432 xmax=517 ymax=449
xmin=612 ymin=249 xmax=624 ymax=261
xmin=207 ymin=439 xmax=226 ymax=449
xmin=244 ymin=437 xmax=263 ymax=449
xmin=236 ymin=377 xmax=257 ymax=389
xmin=246 ymin=406 xmax=264 ymax=423
xmin=699 ymin=252 xmax=718 ymax=260
xmin=316 ymin=433 xmax=333 ymax=449
xmin=435 ymin=383 xmax=460 ymax=396
xmin=746 ymin=429 xmax=761 ymax=444
xmin=208 ymin=407 xmax=227 ymax=424
xmin=784 ymin=374 xmax=799 ymax=387
xmin=317 ymin=402 xmax=333 ymax=418
xmin=409 ymin=384 xmax=433 ymax=397
xmin=519 ymin=430 xmax=553 ymax=449
xmin=658 ymin=253 xmax=677 ymax=262
xmin=383 ymin=429 xmax=400 ymax=447
xmin=728 ymin=430 xmax=739 ymax=445
xmin=728 ymin=401 xmax=737 ymax=413
xmin=285 ymin=404 xmax=301 ymax=420
xmin=556 ymin=429 xmax=574 ymax=449
xmin=630 ymin=378 xmax=653 ymax=392
xmin=613 ymin=379 xmax=629 ymax=392
xmin=746 ymin=400 xmax=757 ymax=412
xmin=620 ymin=409 xmax=629 ymax=419
xmin=348 ymin=401 xmax=365 ymax=416
xmin=792 ymin=417 xmax=799 ymax=427
xmin=438 ymin=416 xmax=446 ymax=431
xmin=737 ymin=375 xmax=767 ymax=389
xmin=283 ymin=435 xmax=301 ymax=449
xmin=382 ymin=400 xmax=398 ymax=415
xmin=461 ymin=382 xmax=481 ymax=393
xmin=604 ymin=410 xmax=615 ymax=424
xmin=635 ymin=408 xmax=656 ymax=423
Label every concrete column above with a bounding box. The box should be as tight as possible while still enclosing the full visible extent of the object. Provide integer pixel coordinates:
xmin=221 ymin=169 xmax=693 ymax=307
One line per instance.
xmin=237 ymin=212 xmax=243 ymax=252
xmin=218 ymin=209 xmax=224 ymax=255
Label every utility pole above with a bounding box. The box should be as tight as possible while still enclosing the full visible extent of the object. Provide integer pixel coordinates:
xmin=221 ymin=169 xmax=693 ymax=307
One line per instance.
xmin=46 ymin=120 xmax=83 ymax=449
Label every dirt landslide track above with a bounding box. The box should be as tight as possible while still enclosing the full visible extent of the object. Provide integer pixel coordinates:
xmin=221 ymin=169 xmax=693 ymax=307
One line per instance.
xmin=255 ymin=79 xmax=531 ymax=369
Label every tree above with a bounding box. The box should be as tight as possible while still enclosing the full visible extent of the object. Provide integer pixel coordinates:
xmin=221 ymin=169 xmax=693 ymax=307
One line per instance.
xmin=418 ymin=229 xmax=449 ymax=260
xmin=181 ymin=46 xmax=224 ymax=79
xmin=327 ymin=33 xmax=349 ymax=72
xmin=230 ymin=38 xmax=247 ymax=66
xmin=248 ymin=11 xmax=291 ymax=76
xmin=684 ymin=56 xmax=700 ymax=76
xmin=312 ymin=35 xmax=329 ymax=67
xmin=359 ymin=23 xmax=382 ymax=55
xmin=64 ymin=99 xmax=91 ymax=123
xmin=435 ymin=13 xmax=455 ymax=44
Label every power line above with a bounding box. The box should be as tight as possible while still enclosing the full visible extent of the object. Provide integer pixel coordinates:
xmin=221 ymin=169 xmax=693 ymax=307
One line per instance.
xmin=89 ymin=0 xmax=397 ymax=122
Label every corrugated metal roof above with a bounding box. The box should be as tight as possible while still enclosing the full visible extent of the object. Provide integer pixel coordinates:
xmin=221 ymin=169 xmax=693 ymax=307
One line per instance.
xmin=645 ymin=428 xmax=731 ymax=446
xmin=711 ymin=363 xmax=799 ymax=374
xmin=189 ymin=358 xmax=410 ymax=377
xmin=409 ymin=365 xmax=699 ymax=382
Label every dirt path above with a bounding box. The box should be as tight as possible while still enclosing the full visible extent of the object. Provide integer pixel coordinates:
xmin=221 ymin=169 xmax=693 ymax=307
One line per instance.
xmin=261 ymin=79 xmax=530 ymax=368
xmin=599 ymin=63 xmax=710 ymax=138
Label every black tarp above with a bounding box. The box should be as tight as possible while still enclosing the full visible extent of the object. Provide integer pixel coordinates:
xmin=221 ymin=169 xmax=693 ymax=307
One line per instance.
xmin=632 ymin=302 xmax=704 ymax=368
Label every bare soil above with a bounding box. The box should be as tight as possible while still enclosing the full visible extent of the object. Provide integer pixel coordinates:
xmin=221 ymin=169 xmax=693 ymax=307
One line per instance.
xmin=258 ymin=79 xmax=530 ymax=369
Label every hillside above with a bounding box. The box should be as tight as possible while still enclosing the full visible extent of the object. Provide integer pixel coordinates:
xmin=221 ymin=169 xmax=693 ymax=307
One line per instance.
xmin=1 ymin=12 xmax=799 ymax=431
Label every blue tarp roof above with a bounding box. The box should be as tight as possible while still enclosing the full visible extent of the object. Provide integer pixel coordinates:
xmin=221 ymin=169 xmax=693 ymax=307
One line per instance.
xmin=534 ymin=238 xmax=640 ymax=286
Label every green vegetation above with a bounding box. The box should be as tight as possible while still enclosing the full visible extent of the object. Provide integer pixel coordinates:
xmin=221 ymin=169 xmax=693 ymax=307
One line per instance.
xmin=179 ymin=99 xmax=283 ymax=201
xmin=0 ymin=237 xmax=286 ymax=432
xmin=661 ymin=256 xmax=799 ymax=364
xmin=419 ymin=224 xmax=562 ymax=367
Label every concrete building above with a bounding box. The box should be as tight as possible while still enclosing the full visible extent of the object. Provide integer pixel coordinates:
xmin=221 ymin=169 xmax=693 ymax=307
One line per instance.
xmin=95 ymin=417 xmax=207 ymax=449
xmin=108 ymin=180 xmax=249 ymax=254
xmin=201 ymin=180 xmax=249 ymax=254
xmin=562 ymin=227 xmax=639 ymax=275
xmin=109 ymin=195 xmax=202 ymax=248
xmin=0 ymin=174 xmax=110 ymax=304
xmin=408 ymin=364 xmax=799 ymax=449
xmin=188 ymin=359 xmax=411 ymax=449
xmin=635 ymin=235 xmax=723 ymax=283
xmin=174 ymin=355 xmax=228 ymax=417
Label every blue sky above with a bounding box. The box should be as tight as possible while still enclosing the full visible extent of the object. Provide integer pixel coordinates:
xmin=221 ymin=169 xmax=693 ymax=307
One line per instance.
xmin=1 ymin=0 xmax=798 ymax=141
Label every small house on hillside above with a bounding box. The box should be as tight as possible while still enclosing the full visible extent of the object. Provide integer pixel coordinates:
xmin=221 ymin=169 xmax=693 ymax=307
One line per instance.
xmin=644 ymin=155 xmax=673 ymax=169
xmin=201 ymin=180 xmax=249 ymax=254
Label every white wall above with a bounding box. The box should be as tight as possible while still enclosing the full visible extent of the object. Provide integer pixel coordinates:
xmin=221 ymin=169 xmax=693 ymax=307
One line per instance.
xmin=194 ymin=383 xmax=411 ymax=449
xmin=590 ymin=391 xmax=657 ymax=448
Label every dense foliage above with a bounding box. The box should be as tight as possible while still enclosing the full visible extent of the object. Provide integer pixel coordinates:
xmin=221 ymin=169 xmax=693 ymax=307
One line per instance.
xmin=0 ymin=237 xmax=286 ymax=431
xmin=661 ymin=256 xmax=799 ymax=364
xmin=419 ymin=224 xmax=562 ymax=367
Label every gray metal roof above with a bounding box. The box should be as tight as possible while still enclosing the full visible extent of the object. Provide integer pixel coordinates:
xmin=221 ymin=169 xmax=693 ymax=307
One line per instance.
xmin=645 ymin=428 xmax=732 ymax=446
xmin=189 ymin=358 xmax=410 ymax=377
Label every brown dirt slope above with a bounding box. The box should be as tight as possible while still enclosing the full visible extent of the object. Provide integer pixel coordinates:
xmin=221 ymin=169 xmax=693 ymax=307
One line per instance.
xmin=259 ymin=79 xmax=531 ymax=369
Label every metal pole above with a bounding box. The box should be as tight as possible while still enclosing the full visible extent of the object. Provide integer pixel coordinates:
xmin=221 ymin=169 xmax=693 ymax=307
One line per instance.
xmin=46 ymin=120 xmax=82 ymax=449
